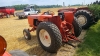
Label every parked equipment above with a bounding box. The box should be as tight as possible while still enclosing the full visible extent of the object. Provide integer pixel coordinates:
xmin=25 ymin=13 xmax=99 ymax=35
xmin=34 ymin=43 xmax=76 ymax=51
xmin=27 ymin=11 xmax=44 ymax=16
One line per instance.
xmin=23 ymin=10 xmax=82 ymax=53
xmin=58 ymin=7 xmax=99 ymax=29
xmin=16 ymin=5 xmax=40 ymax=19
xmin=0 ymin=7 xmax=15 ymax=18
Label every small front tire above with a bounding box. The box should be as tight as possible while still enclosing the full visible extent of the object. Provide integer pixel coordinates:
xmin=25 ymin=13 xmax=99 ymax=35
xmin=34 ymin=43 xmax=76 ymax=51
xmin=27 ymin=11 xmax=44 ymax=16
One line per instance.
xmin=23 ymin=29 xmax=31 ymax=40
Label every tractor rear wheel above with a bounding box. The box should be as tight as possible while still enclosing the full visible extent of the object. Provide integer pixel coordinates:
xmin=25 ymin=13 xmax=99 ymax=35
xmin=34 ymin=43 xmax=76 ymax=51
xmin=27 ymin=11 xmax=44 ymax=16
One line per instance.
xmin=75 ymin=10 xmax=93 ymax=29
xmin=73 ymin=17 xmax=82 ymax=37
xmin=37 ymin=22 xmax=62 ymax=53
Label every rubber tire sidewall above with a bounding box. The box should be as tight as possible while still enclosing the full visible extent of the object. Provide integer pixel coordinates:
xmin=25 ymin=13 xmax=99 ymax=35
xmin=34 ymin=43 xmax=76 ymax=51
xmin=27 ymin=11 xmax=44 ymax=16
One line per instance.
xmin=75 ymin=10 xmax=92 ymax=29
xmin=23 ymin=29 xmax=31 ymax=40
xmin=72 ymin=17 xmax=82 ymax=37
xmin=37 ymin=22 xmax=62 ymax=53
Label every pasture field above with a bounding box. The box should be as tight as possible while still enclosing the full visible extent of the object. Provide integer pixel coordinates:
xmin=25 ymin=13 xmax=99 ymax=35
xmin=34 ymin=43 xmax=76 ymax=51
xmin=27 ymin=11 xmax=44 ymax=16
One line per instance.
xmin=0 ymin=7 xmax=86 ymax=56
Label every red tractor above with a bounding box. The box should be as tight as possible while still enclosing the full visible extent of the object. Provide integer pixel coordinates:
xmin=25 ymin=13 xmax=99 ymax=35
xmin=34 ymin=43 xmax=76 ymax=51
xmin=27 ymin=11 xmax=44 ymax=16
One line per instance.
xmin=0 ymin=7 xmax=15 ymax=18
xmin=23 ymin=10 xmax=82 ymax=53
xmin=58 ymin=7 xmax=98 ymax=29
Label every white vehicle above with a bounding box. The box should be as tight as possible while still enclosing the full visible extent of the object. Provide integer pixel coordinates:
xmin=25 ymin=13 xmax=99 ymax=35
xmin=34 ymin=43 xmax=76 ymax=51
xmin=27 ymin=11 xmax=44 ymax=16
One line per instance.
xmin=16 ymin=8 xmax=40 ymax=19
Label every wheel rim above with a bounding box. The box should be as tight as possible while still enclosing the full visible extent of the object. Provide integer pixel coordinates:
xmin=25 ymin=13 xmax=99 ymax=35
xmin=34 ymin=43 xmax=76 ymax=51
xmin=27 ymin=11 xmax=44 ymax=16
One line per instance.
xmin=23 ymin=32 xmax=28 ymax=39
xmin=77 ymin=15 xmax=87 ymax=26
xmin=39 ymin=29 xmax=51 ymax=47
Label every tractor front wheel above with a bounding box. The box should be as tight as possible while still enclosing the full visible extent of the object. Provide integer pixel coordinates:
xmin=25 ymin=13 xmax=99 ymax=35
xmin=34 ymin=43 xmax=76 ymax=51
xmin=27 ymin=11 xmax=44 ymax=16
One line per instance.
xmin=23 ymin=29 xmax=31 ymax=40
xmin=37 ymin=22 xmax=62 ymax=53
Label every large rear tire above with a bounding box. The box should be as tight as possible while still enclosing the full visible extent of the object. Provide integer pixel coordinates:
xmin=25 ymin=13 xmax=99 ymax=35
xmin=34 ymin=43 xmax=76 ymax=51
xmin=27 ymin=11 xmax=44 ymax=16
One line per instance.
xmin=72 ymin=17 xmax=82 ymax=37
xmin=37 ymin=22 xmax=62 ymax=53
xmin=75 ymin=10 xmax=93 ymax=29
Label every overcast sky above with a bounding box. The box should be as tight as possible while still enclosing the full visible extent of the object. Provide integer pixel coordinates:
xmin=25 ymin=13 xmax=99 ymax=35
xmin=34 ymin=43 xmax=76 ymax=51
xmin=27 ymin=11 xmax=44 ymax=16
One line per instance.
xmin=0 ymin=0 xmax=97 ymax=6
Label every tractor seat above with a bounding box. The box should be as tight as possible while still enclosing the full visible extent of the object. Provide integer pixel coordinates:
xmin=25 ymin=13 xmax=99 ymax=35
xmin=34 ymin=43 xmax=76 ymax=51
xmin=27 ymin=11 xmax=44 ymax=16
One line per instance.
xmin=58 ymin=12 xmax=65 ymax=21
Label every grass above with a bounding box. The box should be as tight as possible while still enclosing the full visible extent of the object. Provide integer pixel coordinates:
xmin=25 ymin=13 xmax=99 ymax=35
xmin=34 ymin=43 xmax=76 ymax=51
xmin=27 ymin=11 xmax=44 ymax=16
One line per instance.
xmin=76 ymin=20 xmax=100 ymax=56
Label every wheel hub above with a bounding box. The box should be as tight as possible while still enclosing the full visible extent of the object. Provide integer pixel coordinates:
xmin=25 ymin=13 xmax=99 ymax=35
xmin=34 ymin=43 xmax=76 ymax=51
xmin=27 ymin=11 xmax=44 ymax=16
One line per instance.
xmin=77 ymin=15 xmax=87 ymax=26
xmin=45 ymin=35 xmax=48 ymax=39
xmin=39 ymin=29 xmax=51 ymax=47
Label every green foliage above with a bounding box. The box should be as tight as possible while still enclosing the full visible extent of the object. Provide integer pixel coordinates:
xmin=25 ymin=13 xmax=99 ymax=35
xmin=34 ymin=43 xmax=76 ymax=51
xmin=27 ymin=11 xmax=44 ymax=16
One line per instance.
xmin=71 ymin=4 xmax=83 ymax=6
xmin=12 ymin=4 xmax=28 ymax=10
xmin=92 ymin=0 xmax=100 ymax=5
xmin=76 ymin=20 xmax=100 ymax=56
xmin=76 ymin=3 xmax=100 ymax=56
xmin=12 ymin=4 xmax=62 ymax=10
xmin=88 ymin=4 xmax=100 ymax=19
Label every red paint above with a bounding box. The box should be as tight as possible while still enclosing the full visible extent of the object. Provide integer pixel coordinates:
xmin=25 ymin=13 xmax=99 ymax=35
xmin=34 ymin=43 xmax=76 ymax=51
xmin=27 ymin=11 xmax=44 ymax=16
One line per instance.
xmin=2 ymin=52 xmax=11 ymax=56
xmin=0 ymin=35 xmax=7 ymax=56
xmin=45 ymin=35 xmax=48 ymax=39
xmin=58 ymin=7 xmax=92 ymax=14
xmin=0 ymin=7 xmax=15 ymax=18
xmin=0 ymin=35 xmax=11 ymax=56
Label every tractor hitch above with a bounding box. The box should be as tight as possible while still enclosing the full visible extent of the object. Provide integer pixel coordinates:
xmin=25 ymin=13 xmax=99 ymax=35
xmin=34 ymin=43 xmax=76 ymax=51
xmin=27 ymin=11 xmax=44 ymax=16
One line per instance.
xmin=61 ymin=21 xmax=81 ymax=43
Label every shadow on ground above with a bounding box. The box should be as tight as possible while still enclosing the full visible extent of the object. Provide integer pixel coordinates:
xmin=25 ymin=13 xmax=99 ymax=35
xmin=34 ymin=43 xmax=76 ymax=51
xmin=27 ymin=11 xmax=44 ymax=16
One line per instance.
xmin=18 ymin=35 xmax=38 ymax=46
xmin=17 ymin=30 xmax=87 ymax=56
xmin=18 ymin=35 xmax=57 ymax=56
xmin=25 ymin=46 xmax=57 ymax=56
xmin=14 ymin=18 xmax=27 ymax=20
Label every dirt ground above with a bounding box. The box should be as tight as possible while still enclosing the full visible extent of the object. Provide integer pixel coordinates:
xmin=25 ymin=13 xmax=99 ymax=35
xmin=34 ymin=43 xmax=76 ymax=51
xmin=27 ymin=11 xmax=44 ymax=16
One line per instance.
xmin=0 ymin=8 xmax=86 ymax=56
